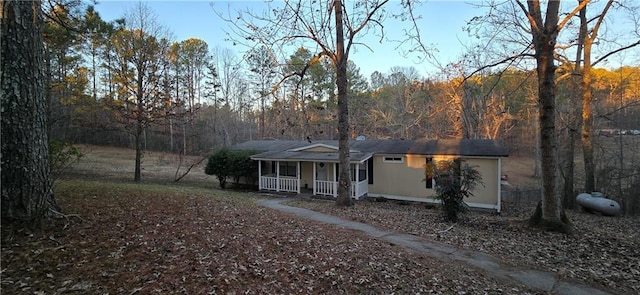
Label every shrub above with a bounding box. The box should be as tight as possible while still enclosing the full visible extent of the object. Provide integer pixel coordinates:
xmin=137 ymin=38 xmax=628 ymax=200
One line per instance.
xmin=429 ymin=158 xmax=483 ymax=222
xmin=49 ymin=140 xmax=83 ymax=180
xmin=229 ymin=150 xmax=257 ymax=186
xmin=205 ymin=148 xmax=257 ymax=189
xmin=205 ymin=148 xmax=230 ymax=188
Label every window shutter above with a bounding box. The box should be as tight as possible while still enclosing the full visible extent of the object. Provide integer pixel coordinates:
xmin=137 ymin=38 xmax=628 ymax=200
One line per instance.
xmin=368 ymin=158 xmax=374 ymax=184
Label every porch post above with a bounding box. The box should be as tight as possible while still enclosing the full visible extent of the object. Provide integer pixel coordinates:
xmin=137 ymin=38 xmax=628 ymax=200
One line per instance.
xmin=296 ymin=161 xmax=301 ymax=194
xmin=276 ymin=161 xmax=280 ymax=192
xmin=354 ymin=163 xmax=359 ymax=198
xmin=332 ymin=162 xmax=337 ymax=198
xmin=313 ymin=161 xmax=317 ymax=195
xmin=258 ymin=160 xmax=262 ymax=190
xmin=497 ymin=158 xmax=502 ymax=213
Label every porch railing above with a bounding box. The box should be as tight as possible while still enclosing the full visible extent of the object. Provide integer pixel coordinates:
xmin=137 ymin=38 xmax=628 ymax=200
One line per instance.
xmin=314 ymin=179 xmax=368 ymax=199
xmin=314 ymin=180 xmax=337 ymax=197
xmin=352 ymin=179 xmax=368 ymax=199
xmin=259 ymin=176 xmax=299 ymax=193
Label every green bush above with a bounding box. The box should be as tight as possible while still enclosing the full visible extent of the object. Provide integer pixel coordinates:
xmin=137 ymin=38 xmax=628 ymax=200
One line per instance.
xmin=429 ymin=158 xmax=483 ymax=222
xmin=205 ymin=148 xmax=257 ymax=189
xmin=229 ymin=150 xmax=258 ymax=185
xmin=49 ymin=140 xmax=83 ymax=180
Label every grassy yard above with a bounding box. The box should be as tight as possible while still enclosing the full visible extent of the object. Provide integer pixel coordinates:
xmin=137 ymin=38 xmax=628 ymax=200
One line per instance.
xmin=1 ymin=178 xmax=532 ymax=294
xmin=1 ymin=145 xmax=637 ymax=294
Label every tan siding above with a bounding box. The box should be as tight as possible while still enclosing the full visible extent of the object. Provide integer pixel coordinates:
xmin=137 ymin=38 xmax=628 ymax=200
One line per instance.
xmin=369 ymin=155 xmax=430 ymax=197
xmin=465 ymin=158 xmax=499 ymax=205
xmin=368 ymin=155 xmax=500 ymax=207
xmin=300 ymin=162 xmax=314 ymax=188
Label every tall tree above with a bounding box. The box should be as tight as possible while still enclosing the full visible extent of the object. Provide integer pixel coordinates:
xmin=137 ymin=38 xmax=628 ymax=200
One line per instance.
xmin=167 ymin=38 xmax=211 ymax=154
xmin=514 ymin=0 xmax=590 ymax=233
xmin=43 ymin=3 xmax=85 ymax=141
xmin=574 ymin=0 xmax=640 ymax=194
xmin=219 ymin=0 xmax=426 ymax=206
xmin=210 ymin=46 xmax=249 ymax=146
xmin=109 ymin=3 xmax=170 ymax=181
xmin=1 ymin=0 xmax=60 ymax=225
xmin=466 ymin=0 xmax=592 ymax=232
xmin=245 ymin=45 xmax=278 ymax=139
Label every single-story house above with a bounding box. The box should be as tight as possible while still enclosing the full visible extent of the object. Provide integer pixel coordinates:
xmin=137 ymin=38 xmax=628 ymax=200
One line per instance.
xmin=231 ymin=139 xmax=508 ymax=212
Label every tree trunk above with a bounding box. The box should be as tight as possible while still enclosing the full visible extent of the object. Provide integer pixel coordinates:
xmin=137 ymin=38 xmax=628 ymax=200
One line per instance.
xmin=562 ymin=126 xmax=577 ymax=209
xmin=1 ymin=0 xmax=61 ymax=225
xmin=134 ymin=121 xmax=143 ymax=182
xmin=527 ymin=0 xmax=571 ymax=233
xmin=580 ymin=2 xmax=597 ymax=193
xmin=334 ymin=0 xmax=352 ymax=206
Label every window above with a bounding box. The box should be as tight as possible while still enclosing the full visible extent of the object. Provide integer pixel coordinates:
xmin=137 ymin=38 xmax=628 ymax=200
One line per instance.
xmin=367 ymin=158 xmax=374 ymax=184
xmin=351 ymin=163 xmax=367 ymax=182
xmin=278 ymin=161 xmax=297 ymax=177
xmin=383 ymin=156 xmax=403 ymax=163
xmin=425 ymin=158 xmax=434 ymax=189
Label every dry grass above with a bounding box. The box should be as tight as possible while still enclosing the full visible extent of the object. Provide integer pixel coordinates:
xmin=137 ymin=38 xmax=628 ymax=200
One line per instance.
xmin=1 ymin=145 xmax=534 ymax=294
xmin=290 ymin=197 xmax=639 ymax=294
xmin=2 ymin=145 xmax=637 ymax=294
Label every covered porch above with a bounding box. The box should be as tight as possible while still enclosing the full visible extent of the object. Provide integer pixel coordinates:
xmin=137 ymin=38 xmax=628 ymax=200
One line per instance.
xmin=252 ymin=144 xmax=371 ymax=199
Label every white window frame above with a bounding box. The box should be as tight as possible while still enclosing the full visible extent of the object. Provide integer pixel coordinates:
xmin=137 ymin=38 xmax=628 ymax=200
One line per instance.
xmin=383 ymin=156 xmax=404 ymax=163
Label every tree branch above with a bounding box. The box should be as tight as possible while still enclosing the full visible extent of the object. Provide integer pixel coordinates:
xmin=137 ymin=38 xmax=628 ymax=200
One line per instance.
xmin=592 ymin=40 xmax=640 ymax=67
xmin=463 ymin=46 xmax=533 ymax=81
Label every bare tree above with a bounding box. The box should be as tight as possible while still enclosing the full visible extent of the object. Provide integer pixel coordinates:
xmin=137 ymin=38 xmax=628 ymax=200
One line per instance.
xmin=573 ymin=0 xmax=640 ymax=194
xmin=515 ymin=0 xmax=591 ymax=233
xmin=463 ymin=0 xmax=596 ymax=232
xmin=245 ymin=45 xmax=278 ymax=139
xmin=109 ymin=3 xmax=170 ymax=182
xmin=216 ymin=0 xmax=426 ymax=205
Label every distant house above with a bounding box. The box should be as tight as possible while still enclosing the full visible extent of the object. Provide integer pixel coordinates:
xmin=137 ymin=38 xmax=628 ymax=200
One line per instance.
xmin=231 ymin=139 xmax=508 ymax=212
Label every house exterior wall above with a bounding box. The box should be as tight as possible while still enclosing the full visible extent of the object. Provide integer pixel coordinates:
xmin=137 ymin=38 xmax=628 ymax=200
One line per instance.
xmin=300 ymin=162 xmax=314 ymax=189
xmin=464 ymin=158 xmax=499 ymax=206
xmin=368 ymin=154 xmax=427 ymax=197
xmin=367 ymin=154 xmax=500 ymax=210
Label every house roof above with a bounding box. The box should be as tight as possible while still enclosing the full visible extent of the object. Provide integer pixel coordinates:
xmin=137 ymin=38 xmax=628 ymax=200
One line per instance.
xmin=249 ymin=149 xmax=373 ymax=163
xmin=231 ymin=139 xmax=508 ymax=159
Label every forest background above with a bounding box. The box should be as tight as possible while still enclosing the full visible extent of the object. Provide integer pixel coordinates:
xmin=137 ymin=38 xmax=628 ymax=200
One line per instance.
xmin=44 ymin=1 xmax=639 ymax=213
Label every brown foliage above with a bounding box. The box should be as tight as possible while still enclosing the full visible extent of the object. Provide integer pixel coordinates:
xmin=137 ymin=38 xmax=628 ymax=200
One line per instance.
xmin=294 ymin=199 xmax=639 ymax=294
xmin=1 ymin=180 xmax=530 ymax=294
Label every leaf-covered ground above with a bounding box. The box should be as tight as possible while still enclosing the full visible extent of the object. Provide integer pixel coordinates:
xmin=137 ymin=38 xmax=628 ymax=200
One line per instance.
xmin=3 ymin=146 xmax=637 ymax=294
xmin=2 ymin=180 xmax=538 ymax=294
xmin=290 ymin=197 xmax=640 ymax=295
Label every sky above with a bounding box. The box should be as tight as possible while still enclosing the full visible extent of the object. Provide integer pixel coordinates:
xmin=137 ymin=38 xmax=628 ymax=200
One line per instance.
xmin=94 ymin=0 xmax=483 ymax=79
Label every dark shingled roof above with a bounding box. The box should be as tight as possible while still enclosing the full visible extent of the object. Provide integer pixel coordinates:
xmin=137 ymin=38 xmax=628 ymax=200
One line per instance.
xmin=231 ymin=139 xmax=508 ymax=158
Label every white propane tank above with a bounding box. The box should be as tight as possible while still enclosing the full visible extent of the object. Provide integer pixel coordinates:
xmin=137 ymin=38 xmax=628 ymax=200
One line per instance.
xmin=576 ymin=192 xmax=621 ymax=216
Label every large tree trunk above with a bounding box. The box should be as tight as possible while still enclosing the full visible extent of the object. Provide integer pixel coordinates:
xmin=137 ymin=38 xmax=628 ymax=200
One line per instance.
xmin=527 ymin=0 xmax=571 ymax=233
xmin=334 ymin=0 xmax=352 ymax=206
xmin=134 ymin=120 xmax=143 ymax=182
xmin=562 ymin=126 xmax=577 ymax=209
xmin=1 ymin=0 xmax=60 ymax=225
xmin=580 ymin=2 xmax=597 ymax=193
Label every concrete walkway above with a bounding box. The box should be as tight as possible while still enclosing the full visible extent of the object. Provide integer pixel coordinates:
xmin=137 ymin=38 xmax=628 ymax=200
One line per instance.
xmin=258 ymin=198 xmax=611 ymax=295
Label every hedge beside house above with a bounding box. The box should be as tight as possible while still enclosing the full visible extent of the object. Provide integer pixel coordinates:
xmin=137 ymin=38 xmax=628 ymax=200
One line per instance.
xmin=205 ymin=148 xmax=257 ymax=189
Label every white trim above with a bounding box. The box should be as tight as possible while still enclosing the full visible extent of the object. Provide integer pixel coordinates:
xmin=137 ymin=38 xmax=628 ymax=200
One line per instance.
xmin=289 ymin=143 xmax=339 ymax=152
xmin=332 ymin=162 xmax=337 ymax=198
xmin=258 ymin=160 xmax=263 ymax=190
xmin=382 ymin=156 xmax=404 ymax=163
xmin=296 ymin=161 xmax=301 ymax=194
xmin=276 ymin=161 xmax=280 ymax=192
xmin=497 ymin=158 xmax=502 ymax=213
xmin=365 ymin=193 xmax=500 ymax=211
xmin=251 ymin=157 xmax=371 ymax=164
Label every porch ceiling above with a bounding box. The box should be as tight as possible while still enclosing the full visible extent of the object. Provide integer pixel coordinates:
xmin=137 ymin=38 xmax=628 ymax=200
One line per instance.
xmin=251 ymin=150 xmax=372 ymax=163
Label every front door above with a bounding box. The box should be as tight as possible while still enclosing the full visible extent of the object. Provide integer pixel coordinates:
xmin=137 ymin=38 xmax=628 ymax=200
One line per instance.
xmin=316 ymin=162 xmax=328 ymax=181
